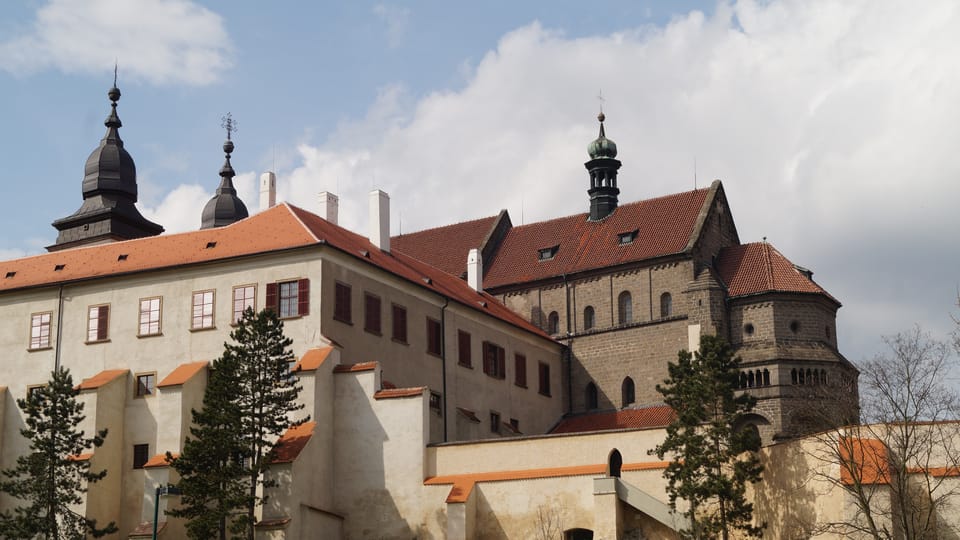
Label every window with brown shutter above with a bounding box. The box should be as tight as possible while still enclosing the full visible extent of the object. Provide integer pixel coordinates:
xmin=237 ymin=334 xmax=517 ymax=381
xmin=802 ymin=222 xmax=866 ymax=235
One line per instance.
xmin=265 ymin=282 xmax=278 ymax=313
xmin=391 ymin=304 xmax=407 ymax=343
xmin=514 ymin=354 xmax=527 ymax=387
xmin=334 ymin=282 xmax=351 ymax=323
xmin=458 ymin=330 xmax=471 ymax=367
xmin=364 ymin=293 xmax=381 ymax=335
xmin=426 ymin=318 xmax=442 ymax=356
xmin=538 ymin=362 xmax=551 ymax=396
xmin=87 ymin=305 xmax=109 ymax=342
xmin=297 ymin=278 xmax=310 ymax=316
xmin=482 ymin=341 xmax=505 ymax=379
xmin=133 ymin=444 xmax=149 ymax=469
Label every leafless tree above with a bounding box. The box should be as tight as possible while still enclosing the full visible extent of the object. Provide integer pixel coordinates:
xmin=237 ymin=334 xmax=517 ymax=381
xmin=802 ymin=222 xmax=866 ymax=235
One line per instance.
xmin=797 ymin=326 xmax=960 ymax=539
xmin=534 ymin=504 xmax=564 ymax=540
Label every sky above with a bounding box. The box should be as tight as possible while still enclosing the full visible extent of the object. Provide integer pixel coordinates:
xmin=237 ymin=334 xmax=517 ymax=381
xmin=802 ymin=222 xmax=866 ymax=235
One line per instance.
xmin=1 ymin=0 xmax=958 ymax=376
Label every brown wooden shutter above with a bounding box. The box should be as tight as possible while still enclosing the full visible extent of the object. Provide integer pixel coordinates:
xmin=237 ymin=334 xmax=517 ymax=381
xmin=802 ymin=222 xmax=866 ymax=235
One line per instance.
xmin=497 ymin=347 xmax=506 ymax=379
xmin=458 ymin=331 xmax=471 ymax=366
xmin=515 ymin=354 xmax=526 ymax=387
xmin=297 ymin=279 xmax=310 ymax=316
xmin=97 ymin=306 xmax=109 ymax=341
xmin=266 ymin=283 xmax=278 ymax=313
xmin=482 ymin=342 xmax=491 ymax=375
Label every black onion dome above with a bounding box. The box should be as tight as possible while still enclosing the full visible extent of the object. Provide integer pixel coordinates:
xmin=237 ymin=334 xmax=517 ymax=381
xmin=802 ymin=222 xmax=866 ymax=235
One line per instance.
xmin=82 ymin=85 xmax=138 ymax=200
xmin=200 ymin=136 xmax=249 ymax=229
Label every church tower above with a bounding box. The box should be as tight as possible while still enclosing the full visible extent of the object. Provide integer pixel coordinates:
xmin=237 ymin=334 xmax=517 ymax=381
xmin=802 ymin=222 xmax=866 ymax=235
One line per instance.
xmin=585 ymin=112 xmax=621 ymax=221
xmin=49 ymin=84 xmax=164 ymax=251
xmin=200 ymin=114 xmax=249 ymax=229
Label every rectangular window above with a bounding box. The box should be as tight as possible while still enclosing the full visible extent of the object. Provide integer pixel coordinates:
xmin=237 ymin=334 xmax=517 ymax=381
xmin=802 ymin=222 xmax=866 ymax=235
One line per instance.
xmin=133 ymin=444 xmax=149 ymax=469
xmin=482 ymin=342 xmax=506 ymax=379
xmin=138 ymin=297 xmax=162 ymax=336
xmin=87 ymin=305 xmax=109 ymax=342
xmin=426 ymin=318 xmax=442 ymax=356
xmin=391 ymin=304 xmax=407 ymax=343
xmin=458 ymin=330 xmax=472 ymax=367
xmin=30 ymin=312 xmax=52 ymax=349
xmin=191 ymin=290 xmax=215 ymax=329
xmin=538 ymin=362 xmax=551 ymax=396
xmin=333 ymin=282 xmax=352 ymax=323
xmin=27 ymin=385 xmax=45 ymax=400
xmin=490 ymin=411 xmax=501 ymax=433
xmin=266 ymin=279 xmax=310 ymax=318
xmin=232 ymin=284 xmax=256 ymax=323
xmin=135 ymin=373 xmax=156 ymax=398
xmin=429 ymin=391 xmax=442 ymax=415
xmin=514 ymin=353 xmax=527 ymax=387
xmin=364 ymin=293 xmax=381 ymax=335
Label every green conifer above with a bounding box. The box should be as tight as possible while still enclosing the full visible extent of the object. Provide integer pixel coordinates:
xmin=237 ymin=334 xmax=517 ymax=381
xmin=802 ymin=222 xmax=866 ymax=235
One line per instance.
xmin=652 ymin=335 xmax=765 ymax=540
xmin=0 ymin=367 xmax=117 ymax=539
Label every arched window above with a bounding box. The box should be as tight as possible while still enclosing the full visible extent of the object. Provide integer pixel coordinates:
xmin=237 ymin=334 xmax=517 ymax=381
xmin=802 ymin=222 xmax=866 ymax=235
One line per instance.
xmin=762 ymin=369 xmax=770 ymax=386
xmin=755 ymin=370 xmax=762 ymax=386
xmin=547 ymin=311 xmax=559 ymax=335
xmin=798 ymin=369 xmax=806 ymax=385
xmin=660 ymin=292 xmax=672 ymax=318
xmin=792 ymin=368 xmax=799 ymax=385
xmin=821 ymin=370 xmax=828 ymax=385
xmin=739 ymin=372 xmax=748 ymax=389
xmin=586 ymin=382 xmax=598 ymax=410
xmin=747 ymin=371 xmax=755 ymax=388
xmin=806 ymin=369 xmax=812 ymax=385
xmin=617 ymin=291 xmax=632 ymax=325
xmin=813 ymin=370 xmax=820 ymax=385
xmin=583 ymin=306 xmax=595 ymax=331
xmin=621 ymin=377 xmax=635 ymax=406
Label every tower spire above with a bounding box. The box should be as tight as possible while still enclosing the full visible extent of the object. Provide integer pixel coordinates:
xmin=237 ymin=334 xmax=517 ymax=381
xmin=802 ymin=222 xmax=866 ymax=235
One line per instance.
xmin=584 ymin=109 xmax=621 ymax=221
xmin=201 ymin=113 xmax=249 ymax=229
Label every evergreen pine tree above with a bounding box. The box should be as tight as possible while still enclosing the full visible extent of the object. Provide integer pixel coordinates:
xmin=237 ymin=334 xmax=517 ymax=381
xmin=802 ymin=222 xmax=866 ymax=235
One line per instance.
xmin=230 ymin=307 xmax=308 ymax=539
xmin=167 ymin=350 xmax=249 ymax=540
xmin=652 ymin=335 xmax=765 ymax=540
xmin=169 ymin=308 xmax=307 ymax=540
xmin=0 ymin=367 xmax=117 ymax=539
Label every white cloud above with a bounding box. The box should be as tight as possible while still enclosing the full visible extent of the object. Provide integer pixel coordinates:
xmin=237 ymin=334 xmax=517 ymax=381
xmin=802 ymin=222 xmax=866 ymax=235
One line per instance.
xmin=138 ymin=171 xmax=256 ymax=234
xmin=265 ymin=0 xmax=960 ymax=360
xmin=373 ymin=4 xmax=411 ymax=49
xmin=0 ymin=0 xmax=232 ymax=85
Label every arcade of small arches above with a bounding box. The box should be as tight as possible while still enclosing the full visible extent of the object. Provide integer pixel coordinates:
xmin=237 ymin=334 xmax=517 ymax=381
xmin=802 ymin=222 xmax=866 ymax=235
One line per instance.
xmin=585 ymin=377 xmax=636 ymax=409
xmin=543 ymin=290 xmax=674 ymax=336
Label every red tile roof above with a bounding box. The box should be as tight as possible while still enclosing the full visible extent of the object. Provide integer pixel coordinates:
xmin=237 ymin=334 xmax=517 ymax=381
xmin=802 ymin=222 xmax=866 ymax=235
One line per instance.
xmin=549 ymin=404 xmax=676 ymax=434
xmin=76 ymin=369 xmax=127 ymax=391
xmin=270 ymin=421 xmax=316 ymax=464
xmin=839 ymin=437 xmax=890 ymax=485
xmin=143 ymin=453 xmax=175 ymax=468
xmin=716 ymin=242 xmax=837 ymax=303
xmin=0 ymin=203 xmax=552 ymax=343
xmin=333 ymin=362 xmax=378 ymax=373
xmin=392 ymin=215 xmax=498 ymax=277
xmin=291 ymin=347 xmax=333 ymax=372
xmin=157 ymin=361 xmax=208 ymax=388
xmin=374 ymin=387 xmax=426 ymax=399
xmin=484 ymin=187 xmax=710 ymax=288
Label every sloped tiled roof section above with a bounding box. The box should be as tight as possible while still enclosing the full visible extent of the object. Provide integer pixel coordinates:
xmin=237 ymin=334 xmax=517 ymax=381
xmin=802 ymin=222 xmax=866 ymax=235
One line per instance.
xmin=716 ymin=242 xmax=838 ymax=304
xmin=484 ymin=187 xmax=711 ymax=289
xmin=392 ymin=215 xmax=498 ymax=277
xmin=0 ymin=204 xmax=551 ymax=342
xmin=549 ymin=404 xmax=676 ymax=434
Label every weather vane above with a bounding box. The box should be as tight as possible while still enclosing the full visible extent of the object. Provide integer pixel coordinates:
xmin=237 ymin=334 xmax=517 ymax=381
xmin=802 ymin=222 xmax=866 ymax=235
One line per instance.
xmin=597 ymin=89 xmax=605 ymax=115
xmin=221 ymin=113 xmax=237 ymax=140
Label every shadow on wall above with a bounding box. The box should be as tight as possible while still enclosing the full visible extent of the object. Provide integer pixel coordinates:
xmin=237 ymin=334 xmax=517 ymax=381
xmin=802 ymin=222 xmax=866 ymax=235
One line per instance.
xmin=753 ymin=440 xmax=819 ymax=539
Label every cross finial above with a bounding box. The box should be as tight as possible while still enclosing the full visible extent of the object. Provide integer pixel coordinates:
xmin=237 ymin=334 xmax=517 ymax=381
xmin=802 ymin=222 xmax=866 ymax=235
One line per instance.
xmin=113 ymin=61 xmax=118 ymax=87
xmin=221 ymin=113 xmax=237 ymax=141
xmin=597 ymin=89 xmax=605 ymax=114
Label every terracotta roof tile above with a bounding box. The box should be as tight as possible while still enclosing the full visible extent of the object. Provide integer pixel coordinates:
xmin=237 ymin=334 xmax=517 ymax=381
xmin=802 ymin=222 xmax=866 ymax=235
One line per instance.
xmin=392 ymin=215 xmax=498 ymax=277
xmin=549 ymin=404 xmax=676 ymax=434
xmin=130 ymin=521 xmax=166 ymax=537
xmin=291 ymin=347 xmax=333 ymax=372
xmin=270 ymin=422 xmax=315 ymax=464
xmin=255 ymin=518 xmax=291 ymax=529
xmin=839 ymin=437 xmax=890 ymax=485
xmin=157 ymin=361 xmax=208 ymax=388
xmin=456 ymin=407 xmax=480 ymax=423
xmin=76 ymin=369 xmax=127 ymax=391
xmin=333 ymin=362 xmax=378 ymax=373
xmin=68 ymin=453 xmax=93 ymax=462
xmin=374 ymin=387 xmax=426 ymax=399
xmin=143 ymin=453 xmax=176 ymax=468
xmin=716 ymin=242 xmax=837 ymax=303
xmin=484 ymin=188 xmax=710 ymax=288
xmin=0 ymin=203 xmax=551 ymax=344
xmin=907 ymin=466 xmax=960 ymax=477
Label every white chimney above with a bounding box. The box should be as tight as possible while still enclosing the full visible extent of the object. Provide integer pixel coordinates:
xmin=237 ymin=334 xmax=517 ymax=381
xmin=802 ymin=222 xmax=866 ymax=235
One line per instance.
xmin=318 ymin=191 xmax=339 ymax=225
xmin=467 ymin=248 xmax=483 ymax=292
xmin=369 ymin=189 xmax=390 ymax=252
xmin=259 ymin=172 xmax=276 ymax=211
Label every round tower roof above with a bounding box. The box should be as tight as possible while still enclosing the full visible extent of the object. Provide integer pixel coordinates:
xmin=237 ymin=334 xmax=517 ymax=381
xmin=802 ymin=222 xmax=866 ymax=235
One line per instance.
xmin=82 ymin=86 xmax=138 ymax=200
xmin=587 ymin=112 xmax=618 ymax=159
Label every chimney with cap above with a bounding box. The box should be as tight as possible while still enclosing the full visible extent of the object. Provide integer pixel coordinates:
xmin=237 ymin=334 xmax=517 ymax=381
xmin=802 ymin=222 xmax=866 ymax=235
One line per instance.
xmin=467 ymin=248 xmax=483 ymax=292
xmin=369 ymin=189 xmax=390 ymax=252
xmin=259 ymin=172 xmax=276 ymax=211
xmin=319 ymin=191 xmax=339 ymax=225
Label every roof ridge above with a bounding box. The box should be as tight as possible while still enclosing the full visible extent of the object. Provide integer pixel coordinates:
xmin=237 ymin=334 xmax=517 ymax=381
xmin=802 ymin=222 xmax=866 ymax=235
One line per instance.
xmin=393 ymin=213 xmax=499 ymax=237
xmin=281 ymin=202 xmax=322 ymax=243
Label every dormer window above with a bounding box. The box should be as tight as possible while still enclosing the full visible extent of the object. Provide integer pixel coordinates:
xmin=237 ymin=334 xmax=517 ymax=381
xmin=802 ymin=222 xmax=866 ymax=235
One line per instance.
xmin=538 ymin=245 xmax=559 ymax=261
xmin=617 ymin=230 xmax=638 ymax=245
